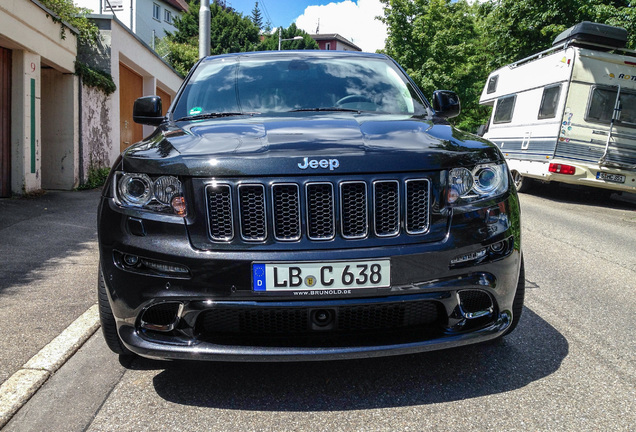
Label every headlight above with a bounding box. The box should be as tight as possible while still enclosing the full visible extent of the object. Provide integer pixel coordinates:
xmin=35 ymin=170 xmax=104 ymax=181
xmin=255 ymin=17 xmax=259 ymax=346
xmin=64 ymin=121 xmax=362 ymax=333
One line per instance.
xmin=115 ymin=172 xmax=186 ymax=216
xmin=448 ymin=163 xmax=509 ymax=204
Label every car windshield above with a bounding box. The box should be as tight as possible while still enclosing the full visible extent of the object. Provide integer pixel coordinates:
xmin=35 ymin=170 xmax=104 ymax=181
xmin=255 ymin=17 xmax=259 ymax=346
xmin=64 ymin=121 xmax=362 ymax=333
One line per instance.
xmin=172 ymin=54 xmax=428 ymax=119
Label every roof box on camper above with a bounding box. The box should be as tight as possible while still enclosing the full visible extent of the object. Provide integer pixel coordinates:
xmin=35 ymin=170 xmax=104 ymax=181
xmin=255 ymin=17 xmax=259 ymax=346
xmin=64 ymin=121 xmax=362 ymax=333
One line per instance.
xmin=552 ymin=21 xmax=627 ymax=49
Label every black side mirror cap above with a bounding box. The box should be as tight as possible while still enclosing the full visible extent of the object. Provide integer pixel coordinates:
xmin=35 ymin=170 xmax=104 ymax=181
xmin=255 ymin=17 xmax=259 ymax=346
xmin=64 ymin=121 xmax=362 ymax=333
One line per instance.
xmin=432 ymin=90 xmax=460 ymax=119
xmin=133 ymin=96 xmax=164 ymax=126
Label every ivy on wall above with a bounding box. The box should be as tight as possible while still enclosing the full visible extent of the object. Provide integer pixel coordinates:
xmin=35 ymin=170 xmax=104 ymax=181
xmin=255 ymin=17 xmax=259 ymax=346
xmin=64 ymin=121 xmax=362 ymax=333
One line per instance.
xmin=38 ymin=0 xmax=99 ymax=44
xmin=75 ymin=61 xmax=116 ymax=96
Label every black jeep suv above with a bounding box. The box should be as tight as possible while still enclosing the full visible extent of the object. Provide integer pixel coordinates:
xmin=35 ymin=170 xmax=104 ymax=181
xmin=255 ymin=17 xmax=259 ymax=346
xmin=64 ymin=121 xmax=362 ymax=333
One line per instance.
xmin=97 ymin=51 xmax=523 ymax=361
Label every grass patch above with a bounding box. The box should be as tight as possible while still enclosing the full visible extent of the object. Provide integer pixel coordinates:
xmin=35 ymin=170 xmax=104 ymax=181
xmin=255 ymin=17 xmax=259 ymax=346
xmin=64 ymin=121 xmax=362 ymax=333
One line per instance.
xmin=78 ymin=166 xmax=110 ymax=190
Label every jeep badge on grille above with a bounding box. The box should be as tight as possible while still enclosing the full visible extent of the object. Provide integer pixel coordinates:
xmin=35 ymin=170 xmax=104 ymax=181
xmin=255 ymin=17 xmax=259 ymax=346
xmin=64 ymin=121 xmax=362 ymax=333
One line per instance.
xmin=298 ymin=157 xmax=340 ymax=171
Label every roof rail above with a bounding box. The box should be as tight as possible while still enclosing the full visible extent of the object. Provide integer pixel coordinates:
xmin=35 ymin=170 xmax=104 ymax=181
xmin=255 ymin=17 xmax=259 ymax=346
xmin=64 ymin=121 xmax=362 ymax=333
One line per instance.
xmin=509 ymin=44 xmax=566 ymax=69
xmin=509 ymin=41 xmax=636 ymax=69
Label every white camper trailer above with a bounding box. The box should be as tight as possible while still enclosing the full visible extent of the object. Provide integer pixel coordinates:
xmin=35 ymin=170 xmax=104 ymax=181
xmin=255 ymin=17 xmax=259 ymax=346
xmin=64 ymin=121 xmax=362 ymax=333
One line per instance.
xmin=479 ymin=22 xmax=636 ymax=194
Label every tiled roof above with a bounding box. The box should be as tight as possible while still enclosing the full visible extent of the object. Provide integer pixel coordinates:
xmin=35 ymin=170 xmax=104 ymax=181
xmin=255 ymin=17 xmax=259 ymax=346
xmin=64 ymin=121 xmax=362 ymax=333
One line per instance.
xmin=310 ymin=34 xmax=362 ymax=51
xmin=162 ymin=0 xmax=189 ymax=12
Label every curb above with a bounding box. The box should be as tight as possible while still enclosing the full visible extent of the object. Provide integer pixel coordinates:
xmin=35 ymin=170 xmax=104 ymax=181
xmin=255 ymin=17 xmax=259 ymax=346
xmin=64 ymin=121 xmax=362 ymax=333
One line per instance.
xmin=0 ymin=305 xmax=100 ymax=428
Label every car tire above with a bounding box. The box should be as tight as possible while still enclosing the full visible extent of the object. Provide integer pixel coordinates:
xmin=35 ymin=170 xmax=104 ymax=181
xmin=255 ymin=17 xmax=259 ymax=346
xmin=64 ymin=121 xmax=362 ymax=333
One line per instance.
xmin=503 ymin=256 xmax=525 ymax=336
xmin=512 ymin=170 xmax=533 ymax=193
xmin=98 ymin=267 xmax=134 ymax=356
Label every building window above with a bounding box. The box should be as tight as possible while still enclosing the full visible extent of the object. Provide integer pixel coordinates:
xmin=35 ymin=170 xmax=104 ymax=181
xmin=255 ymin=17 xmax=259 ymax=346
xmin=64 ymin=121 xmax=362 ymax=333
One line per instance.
xmin=164 ymin=9 xmax=173 ymax=24
xmin=153 ymin=3 xmax=160 ymax=21
xmin=493 ymin=95 xmax=516 ymax=124
xmin=538 ymin=84 xmax=561 ymax=119
xmin=326 ymin=43 xmax=331 ymax=50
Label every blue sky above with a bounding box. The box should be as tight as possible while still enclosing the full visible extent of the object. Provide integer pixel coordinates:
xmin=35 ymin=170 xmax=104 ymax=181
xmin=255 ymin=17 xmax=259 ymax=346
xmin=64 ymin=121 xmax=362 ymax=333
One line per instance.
xmin=223 ymin=0 xmax=388 ymax=52
xmin=225 ymin=0 xmax=325 ymax=28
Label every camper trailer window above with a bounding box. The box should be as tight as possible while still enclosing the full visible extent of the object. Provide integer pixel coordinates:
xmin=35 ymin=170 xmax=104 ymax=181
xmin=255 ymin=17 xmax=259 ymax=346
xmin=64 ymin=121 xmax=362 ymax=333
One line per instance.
xmin=487 ymin=75 xmax=498 ymax=94
xmin=587 ymin=87 xmax=636 ymax=126
xmin=538 ymin=85 xmax=561 ymax=119
xmin=493 ymin=95 xmax=516 ymax=123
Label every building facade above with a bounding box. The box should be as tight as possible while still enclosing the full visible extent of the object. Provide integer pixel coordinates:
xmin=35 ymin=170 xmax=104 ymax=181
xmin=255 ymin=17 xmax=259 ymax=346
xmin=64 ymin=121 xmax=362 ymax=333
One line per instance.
xmin=74 ymin=0 xmax=188 ymax=49
xmin=79 ymin=15 xmax=183 ymax=171
xmin=310 ymin=34 xmax=362 ymax=52
xmin=0 ymin=0 xmax=79 ymax=196
xmin=0 ymin=0 xmax=183 ymax=196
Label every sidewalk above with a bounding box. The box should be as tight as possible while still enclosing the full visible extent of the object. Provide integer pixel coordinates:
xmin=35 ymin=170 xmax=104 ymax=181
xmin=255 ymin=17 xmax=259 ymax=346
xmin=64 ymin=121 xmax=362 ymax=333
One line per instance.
xmin=0 ymin=189 xmax=103 ymax=386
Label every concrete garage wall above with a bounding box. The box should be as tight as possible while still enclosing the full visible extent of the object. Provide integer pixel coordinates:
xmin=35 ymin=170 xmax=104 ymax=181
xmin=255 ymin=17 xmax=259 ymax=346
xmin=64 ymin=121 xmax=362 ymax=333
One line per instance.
xmin=0 ymin=0 xmax=78 ymax=194
xmin=79 ymin=16 xmax=182 ymax=170
xmin=41 ymin=69 xmax=79 ymax=189
xmin=80 ymin=84 xmax=113 ymax=175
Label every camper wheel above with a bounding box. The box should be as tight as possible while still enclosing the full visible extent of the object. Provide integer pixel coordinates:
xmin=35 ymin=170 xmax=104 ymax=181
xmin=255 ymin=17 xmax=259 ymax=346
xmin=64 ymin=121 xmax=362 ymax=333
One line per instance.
xmin=512 ymin=170 xmax=533 ymax=193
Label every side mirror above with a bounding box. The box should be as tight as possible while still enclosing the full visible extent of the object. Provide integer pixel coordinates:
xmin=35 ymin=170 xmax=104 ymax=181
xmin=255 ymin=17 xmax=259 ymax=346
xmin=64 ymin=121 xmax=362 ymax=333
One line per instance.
xmin=133 ymin=96 xmax=163 ymax=126
xmin=432 ymin=90 xmax=460 ymax=119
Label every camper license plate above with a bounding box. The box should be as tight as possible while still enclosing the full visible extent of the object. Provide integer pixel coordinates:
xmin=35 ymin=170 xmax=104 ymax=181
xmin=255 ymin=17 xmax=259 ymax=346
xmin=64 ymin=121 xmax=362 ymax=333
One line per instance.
xmin=596 ymin=172 xmax=625 ymax=184
xmin=252 ymin=260 xmax=390 ymax=291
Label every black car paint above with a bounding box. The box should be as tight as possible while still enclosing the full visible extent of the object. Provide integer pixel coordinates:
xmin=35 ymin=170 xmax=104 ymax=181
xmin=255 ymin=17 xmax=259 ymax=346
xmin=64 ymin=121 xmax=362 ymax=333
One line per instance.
xmin=98 ymin=51 xmax=522 ymax=361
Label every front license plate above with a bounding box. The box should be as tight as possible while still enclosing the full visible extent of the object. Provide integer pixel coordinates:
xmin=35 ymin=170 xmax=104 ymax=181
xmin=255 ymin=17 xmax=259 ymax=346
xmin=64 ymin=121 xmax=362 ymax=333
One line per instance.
xmin=252 ymin=260 xmax=391 ymax=291
xmin=596 ymin=171 xmax=625 ymax=184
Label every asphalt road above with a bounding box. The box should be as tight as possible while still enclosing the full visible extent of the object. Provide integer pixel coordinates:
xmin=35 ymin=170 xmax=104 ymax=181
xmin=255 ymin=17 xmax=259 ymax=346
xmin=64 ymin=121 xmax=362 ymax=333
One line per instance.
xmin=2 ymin=186 xmax=635 ymax=431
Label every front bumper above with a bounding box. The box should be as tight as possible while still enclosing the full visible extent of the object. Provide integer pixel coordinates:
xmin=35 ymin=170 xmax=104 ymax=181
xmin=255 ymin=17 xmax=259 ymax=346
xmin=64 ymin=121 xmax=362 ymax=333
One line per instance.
xmin=98 ymin=193 xmax=521 ymax=361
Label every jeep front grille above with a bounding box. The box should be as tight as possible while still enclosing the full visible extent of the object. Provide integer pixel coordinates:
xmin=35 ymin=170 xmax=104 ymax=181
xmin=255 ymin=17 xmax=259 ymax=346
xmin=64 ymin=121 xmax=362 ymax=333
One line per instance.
xmin=206 ymin=178 xmax=430 ymax=243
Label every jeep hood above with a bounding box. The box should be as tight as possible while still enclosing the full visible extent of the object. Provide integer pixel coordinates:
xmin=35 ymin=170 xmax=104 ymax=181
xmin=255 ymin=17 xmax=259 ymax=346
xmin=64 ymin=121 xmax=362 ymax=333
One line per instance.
xmin=121 ymin=113 xmax=501 ymax=176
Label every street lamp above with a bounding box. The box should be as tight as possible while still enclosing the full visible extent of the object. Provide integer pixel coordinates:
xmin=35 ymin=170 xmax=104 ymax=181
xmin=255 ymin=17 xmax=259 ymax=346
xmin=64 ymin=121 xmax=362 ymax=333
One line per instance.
xmin=278 ymin=28 xmax=303 ymax=50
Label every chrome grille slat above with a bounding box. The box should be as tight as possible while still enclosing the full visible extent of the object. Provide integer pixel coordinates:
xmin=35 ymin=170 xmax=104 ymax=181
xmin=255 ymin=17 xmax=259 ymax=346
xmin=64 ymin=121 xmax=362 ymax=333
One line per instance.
xmin=306 ymin=182 xmax=335 ymax=240
xmin=373 ymin=180 xmax=400 ymax=237
xmin=206 ymin=178 xmax=430 ymax=242
xmin=238 ymin=184 xmax=267 ymax=241
xmin=405 ymin=179 xmax=430 ymax=234
xmin=272 ymin=183 xmax=301 ymax=241
xmin=206 ymin=184 xmax=234 ymax=241
xmin=340 ymin=181 xmax=368 ymax=239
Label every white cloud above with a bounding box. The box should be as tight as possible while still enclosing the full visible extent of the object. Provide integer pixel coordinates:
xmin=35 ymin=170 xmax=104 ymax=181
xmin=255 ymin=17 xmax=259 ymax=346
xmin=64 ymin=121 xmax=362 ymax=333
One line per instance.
xmin=294 ymin=0 xmax=388 ymax=52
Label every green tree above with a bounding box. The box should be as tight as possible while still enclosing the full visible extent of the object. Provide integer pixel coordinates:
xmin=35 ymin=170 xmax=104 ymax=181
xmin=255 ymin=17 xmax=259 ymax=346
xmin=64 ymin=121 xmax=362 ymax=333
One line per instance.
xmin=480 ymin=0 xmax=635 ymax=71
xmin=251 ymin=2 xmax=263 ymax=32
xmin=257 ymin=24 xmax=319 ymax=51
xmin=162 ymin=0 xmax=261 ymax=75
xmin=39 ymin=0 xmax=99 ymax=44
xmin=380 ymin=0 xmax=636 ymax=132
xmin=381 ymin=0 xmax=489 ymax=131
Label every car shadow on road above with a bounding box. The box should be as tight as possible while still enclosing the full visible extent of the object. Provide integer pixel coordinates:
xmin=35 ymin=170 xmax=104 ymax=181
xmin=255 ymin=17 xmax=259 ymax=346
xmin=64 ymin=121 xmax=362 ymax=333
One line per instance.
xmin=138 ymin=307 xmax=568 ymax=410
xmin=521 ymin=183 xmax=636 ymax=210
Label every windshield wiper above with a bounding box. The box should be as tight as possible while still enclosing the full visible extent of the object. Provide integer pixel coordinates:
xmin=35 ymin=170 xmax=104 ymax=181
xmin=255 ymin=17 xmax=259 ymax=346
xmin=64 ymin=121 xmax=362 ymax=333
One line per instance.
xmin=175 ymin=112 xmax=258 ymax=121
xmin=290 ymin=107 xmax=362 ymax=113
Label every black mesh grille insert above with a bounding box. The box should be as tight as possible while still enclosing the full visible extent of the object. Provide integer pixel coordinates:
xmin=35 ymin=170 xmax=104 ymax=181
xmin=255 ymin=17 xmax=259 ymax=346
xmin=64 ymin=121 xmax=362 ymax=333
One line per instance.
xmin=196 ymin=300 xmax=444 ymax=347
xmin=306 ymin=183 xmax=335 ymax=240
xmin=459 ymin=290 xmax=493 ymax=314
xmin=272 ymin=184 xmax=301 ymax=241
xmin=204 ymin=177 xmax=431 ymax=243
xmin=374 ymin=181 xmax=400 ymax=236
xmin=206 ymin=184 xmax=233 ymax=241
xmin=141 ymin=303 xmax=180 ymax=326
xmin=238 ymin=185 xmax=266 ymax=241
xmin=406 ymin=179 xmax=430 ymax=234
xmin=341 ymin=182 xmax=368 ymax=239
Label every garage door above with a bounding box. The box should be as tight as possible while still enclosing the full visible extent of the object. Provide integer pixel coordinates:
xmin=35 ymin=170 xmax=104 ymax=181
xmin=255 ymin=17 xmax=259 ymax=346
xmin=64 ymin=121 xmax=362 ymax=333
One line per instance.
xmin=119 ymin=63 xmax=143 ymax=152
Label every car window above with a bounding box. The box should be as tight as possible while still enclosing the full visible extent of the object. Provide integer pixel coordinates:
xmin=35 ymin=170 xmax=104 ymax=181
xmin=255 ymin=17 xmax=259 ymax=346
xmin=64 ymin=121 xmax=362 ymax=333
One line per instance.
xmin=173 ymin=55 xmax=427 ymax=119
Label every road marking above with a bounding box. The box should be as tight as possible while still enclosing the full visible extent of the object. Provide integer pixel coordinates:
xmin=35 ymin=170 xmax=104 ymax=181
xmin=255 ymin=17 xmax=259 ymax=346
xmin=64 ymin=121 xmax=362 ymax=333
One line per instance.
xmin=0 ymin=304 xmax=100 ymax=428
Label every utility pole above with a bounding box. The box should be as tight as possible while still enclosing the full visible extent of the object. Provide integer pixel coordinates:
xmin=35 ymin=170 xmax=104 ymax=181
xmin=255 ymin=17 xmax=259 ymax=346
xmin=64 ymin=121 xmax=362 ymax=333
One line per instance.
xmin=199 ymin=0 xmax=211 ymax=59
